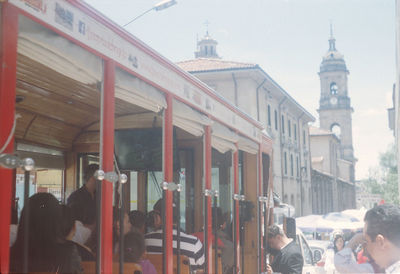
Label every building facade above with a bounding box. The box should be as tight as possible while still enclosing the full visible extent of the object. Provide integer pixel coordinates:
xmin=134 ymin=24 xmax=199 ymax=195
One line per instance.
xmin=177 ymin=33 xmax=315 ymax=216
xmin=310 ymin=32 xmax=356 ymax=214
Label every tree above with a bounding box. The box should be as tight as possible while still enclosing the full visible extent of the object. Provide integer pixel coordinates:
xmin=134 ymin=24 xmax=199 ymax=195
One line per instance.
xmin=363 ymin=144 xmax=399 ymax=204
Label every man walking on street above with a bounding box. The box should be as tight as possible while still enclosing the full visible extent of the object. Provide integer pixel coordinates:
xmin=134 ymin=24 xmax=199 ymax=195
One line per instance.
xmin=363 ymin=204 xmax=400 ymax=273
xmin=266 ymin=224 xmax=303 ymax=274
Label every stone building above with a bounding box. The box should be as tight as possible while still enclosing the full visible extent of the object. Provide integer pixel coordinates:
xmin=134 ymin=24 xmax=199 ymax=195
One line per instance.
xmin=177 ymin=32 xmax=315 ymax=216
xmin=310 ymin=31 xmax=356 ymax=214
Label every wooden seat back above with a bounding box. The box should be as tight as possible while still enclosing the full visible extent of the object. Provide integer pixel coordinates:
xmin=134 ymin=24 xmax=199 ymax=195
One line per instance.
xmin=212 ymin=250 xmax=223 ymax=274
xmin=146 ymin=253 xmax=190 ymax=274
xmin=81 ymin=261 xmax=142 ymax=274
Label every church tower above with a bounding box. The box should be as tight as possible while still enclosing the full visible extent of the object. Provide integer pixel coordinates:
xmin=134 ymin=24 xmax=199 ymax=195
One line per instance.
xmin=194 ymin=31 xmax=220 ymax=59
xmin=318 ymin=29 xmax=355 ymax=164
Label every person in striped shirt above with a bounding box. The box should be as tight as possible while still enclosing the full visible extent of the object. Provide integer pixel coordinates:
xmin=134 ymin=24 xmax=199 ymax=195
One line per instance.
xmin=144 ymin=199 xmax=205 ymax=271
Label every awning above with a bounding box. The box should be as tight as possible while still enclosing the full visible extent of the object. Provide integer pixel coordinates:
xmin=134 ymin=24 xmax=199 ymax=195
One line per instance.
xmin=211 ymin=122 xmax=238 ymax=153
xmin=173 ymin=100 xmax=212 ymax=137
xmin=115 ymin=68 xmax=166 ymax=113
xmin=237 ymin=136 xmax=259 ymax=154
xmin=18 ymin=16 xmax=102 ymax=85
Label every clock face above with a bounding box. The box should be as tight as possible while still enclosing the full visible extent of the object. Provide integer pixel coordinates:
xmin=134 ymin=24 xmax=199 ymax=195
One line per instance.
xmin=330 ymin=97 xmax=338 ymax=105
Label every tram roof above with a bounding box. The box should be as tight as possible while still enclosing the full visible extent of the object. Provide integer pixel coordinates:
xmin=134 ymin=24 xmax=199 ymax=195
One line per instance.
xmin=9 ymin=0 xmax=266 ymax=148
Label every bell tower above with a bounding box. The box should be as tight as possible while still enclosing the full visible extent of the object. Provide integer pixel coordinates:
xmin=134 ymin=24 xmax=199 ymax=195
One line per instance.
xmin=318 ymin=28 xmax=355 ymax=163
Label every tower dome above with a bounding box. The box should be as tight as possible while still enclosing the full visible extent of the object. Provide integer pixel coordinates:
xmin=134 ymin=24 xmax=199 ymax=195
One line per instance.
xmin=194 ymin=31 xmax=220 ymax=59
xmin=320 ymin=31 xmax=347 ymax=73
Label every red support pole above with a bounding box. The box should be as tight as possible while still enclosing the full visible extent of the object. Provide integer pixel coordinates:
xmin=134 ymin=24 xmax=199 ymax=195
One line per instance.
xmin=0 ymin=4 xmax=18 ymax=273
xmin=204 ymin=126 xmax=212 ymax=273
xmin=258 ymin=148 xmax=264 ymax=272
xmin=164 ymin=93 xmax=173 ymax=273
xmin=100 ymin=60 xmax=115 ymax=274
xmin=233 ymin=148 xmax=240 ymax=273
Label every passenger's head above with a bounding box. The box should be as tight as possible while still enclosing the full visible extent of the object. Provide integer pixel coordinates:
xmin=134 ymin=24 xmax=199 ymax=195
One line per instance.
xmin=333 ymin=234 xmax=344 ymax=253
xmin=363 ymin=204 xmax=400 ymax=269
xmin=153 ymin=198 xmax=180 ymax=225
xmin=83 ymin=164 xmax=99 ymax=192
xmin=129 ymin=210 xmax=146 ymax=234
xmin=11 ymin=193 xmax=63 ymax=271
xmin=146 ymin=210 xmax=162 ymax=232
xmin=61 ymin=205 xmax=76 ymax=241
xmin=267 ymin=225 xmax=288 ymax=250
xmin=113 ymin=207 xmax=132 ymax=242
xmin=123 ymin=232 xmax=146 ymax=263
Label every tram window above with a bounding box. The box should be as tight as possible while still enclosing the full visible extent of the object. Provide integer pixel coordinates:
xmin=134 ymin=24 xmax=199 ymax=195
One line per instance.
xmin=15 ymin=168 xmax=64 ymax=217
xmin=130 ymin=171 xmax=138 ymax=210
xmin=77 ymin=153 xmax=99 ymax=188
xmin=147 ymin=171 xmax=163 ymax=212
xmin=211 ymin=167 xmax=220 ymax=206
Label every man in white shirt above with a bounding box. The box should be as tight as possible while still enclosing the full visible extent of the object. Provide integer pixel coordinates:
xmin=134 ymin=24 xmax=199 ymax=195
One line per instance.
xmin=363 ymin=204 xmax=400 ymax=273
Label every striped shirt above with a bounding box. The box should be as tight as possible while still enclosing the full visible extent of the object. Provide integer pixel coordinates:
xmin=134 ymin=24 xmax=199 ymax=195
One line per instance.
xmin=145 ymin=229 xmax=205 ymax=270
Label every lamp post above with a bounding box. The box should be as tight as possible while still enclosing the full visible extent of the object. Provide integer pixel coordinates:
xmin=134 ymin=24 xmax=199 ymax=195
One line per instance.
xmin=123 ymin=0 xmax=177 ymax=27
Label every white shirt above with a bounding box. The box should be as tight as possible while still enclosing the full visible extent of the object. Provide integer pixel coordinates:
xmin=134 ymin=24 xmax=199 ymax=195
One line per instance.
xmin=334 ymin=247 xmax=375 ymax=273
xmin=386 ymin=260 xmax=400 ymax=273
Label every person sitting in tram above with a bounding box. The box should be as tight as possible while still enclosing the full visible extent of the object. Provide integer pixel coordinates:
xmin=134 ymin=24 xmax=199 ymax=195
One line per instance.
xmin=67 ymin=164 xmax=98 ymax=231
xmin=145 ymin=199 xmax=205 ymax=272
xmin=10 ymin=193 xmax=83 ymax=273
xmin=113 ymin=206 xmax=133 ymax=256
xmin=129 ymin=209 xmax=147 ymax=234
xmin=146 ymin=210 xmax=162 ymax=233
xmin=61 ymin=205 xmax=95 ymax=261
xmin=124 ymin=231 xmax=157 ymax=274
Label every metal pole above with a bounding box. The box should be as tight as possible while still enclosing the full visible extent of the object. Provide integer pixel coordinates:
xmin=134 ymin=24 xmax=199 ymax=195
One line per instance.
xmin=177 ymin=190 xmax=181 ymax=274
xmin=95 ymin=179 xmax=102 ymax=274
xmin=204 ymin=191 xmax=209 ymax=274
xmin=213 ymin=195 xmax=218 ymax=274
xmin=204 ymin=126 xmax=212 ymax=274
xmin=162 ymin=188 xmax=166 ymax=274
xmin=119 ymin=183 xmax=125 ymax=274
xmin=22 ymin=171 xmax=30 ymax=273
xmin=233 ymin=148 xmax=239 ymax=274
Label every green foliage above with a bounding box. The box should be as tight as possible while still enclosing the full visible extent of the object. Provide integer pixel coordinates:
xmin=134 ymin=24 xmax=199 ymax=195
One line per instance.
xmin=363 ymin=144 xmax=399 ymax=204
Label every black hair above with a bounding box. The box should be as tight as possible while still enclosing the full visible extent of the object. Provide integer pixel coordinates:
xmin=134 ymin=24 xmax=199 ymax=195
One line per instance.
xmin=83 ymin=163 xmax=99 ymax=182
xmin=267 ymin=224 xmax=285 ymax=238
xmin=153 ymin=198 xmax=180 ymax=224
xmin=129 ymin=210 xmax=146 ymax=230
xmin=364 ymin=204 xmax=400 ymax=247
xmin=333 ymin=234 xmax=344 ymax=253
xmin=61 ymin=205 xmax=76 ymax=239
xmin=123 ymin=232 xmax=145 ymax=263
xmin=10 ymin=193 xmax=63 ymax=272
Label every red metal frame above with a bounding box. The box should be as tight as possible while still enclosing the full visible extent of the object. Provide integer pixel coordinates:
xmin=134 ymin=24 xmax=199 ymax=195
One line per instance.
xmin=100 ymin=60 xmax=115 ymax=273
xmin=258 ymin=147 xmax=264 ymax=271
xmin=164 ymin=93 xmax=174 ymax=273
xmin=233 ymin=148 xmax=240 ymax=273
xmin=0 ymin=3 xmax=18 ymax=273
xmin=204 ymin=125 xmax=212 ymax=273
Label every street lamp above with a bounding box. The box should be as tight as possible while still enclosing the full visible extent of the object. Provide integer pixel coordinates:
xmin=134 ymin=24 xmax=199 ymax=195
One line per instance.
xmin=123 ymin=0 xmax=177 ymax=27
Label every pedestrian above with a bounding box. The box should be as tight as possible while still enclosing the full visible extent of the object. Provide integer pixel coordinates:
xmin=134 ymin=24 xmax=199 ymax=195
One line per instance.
xmin=363 ymin=204 xmax=400 ymax=273
xmin=266 ymin=224 xmax=303 ymax=274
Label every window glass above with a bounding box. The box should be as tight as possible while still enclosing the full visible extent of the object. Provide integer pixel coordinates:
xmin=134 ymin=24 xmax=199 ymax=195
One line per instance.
xmin=284 ymin=152 xmax=288 ymax=175
xmin=130 ymin=171 xmax=138 ymax=210
xmin=281 ymin=115 xmax=285 ymax=134
xmin=267 ymin=105 xmax=271 ymax=126
xmin=290 ymin=154 xmax=294 ymax=176
xmin=288 ymin=120 xmax=291 ymax=137
xmin=300 ymin=235 xmax=313 ymax=265
xmin=147 ymin=171 xmax=163 ymax=212
xmin=274 ymin=110 xmax=278 ymax=130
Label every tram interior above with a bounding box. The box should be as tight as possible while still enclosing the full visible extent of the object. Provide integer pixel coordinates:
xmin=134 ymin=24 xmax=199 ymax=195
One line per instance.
xmin=8 ymin=13 xmax=272 ymax=273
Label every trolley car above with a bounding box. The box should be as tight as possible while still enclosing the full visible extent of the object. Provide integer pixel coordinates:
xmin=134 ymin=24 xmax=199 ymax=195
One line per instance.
xmin=0 ymin=1 xmax=274 ymax=273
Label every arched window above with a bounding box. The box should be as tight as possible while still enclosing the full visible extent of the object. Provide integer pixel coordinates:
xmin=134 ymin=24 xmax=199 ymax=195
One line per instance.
xmin=330 ymin=82 xmax=338 ymax=95
xmin=331 ymin=123 xmax=341 ymax=138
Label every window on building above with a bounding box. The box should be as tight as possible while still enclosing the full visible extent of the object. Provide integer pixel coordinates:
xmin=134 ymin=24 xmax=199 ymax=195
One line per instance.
xmin=267 ymin=105 xmax=271 ymax=126
xmin=281 ymin=115 xmax=285 ymax=134
xmin=290 ymin=154 xmax=294 ymax=176
xmin=303 ymin=130 xmax=306 ymax=145
xmin=288 ymin=119 xmax=291 ymax=137
xmin=284 ymin=152 xmax=288 ymax=175
xmin=274 ymin=110 xmax=278 ymax=130
xmin=205 ymin=46 xmax=208 ymax=55
xmin=330 ymin=82 xmax=338 ymax=95
xmin=296 ymin=156 xmax=299 ymax=178
xmin=294 ymin=124 xmax=297 ymax=141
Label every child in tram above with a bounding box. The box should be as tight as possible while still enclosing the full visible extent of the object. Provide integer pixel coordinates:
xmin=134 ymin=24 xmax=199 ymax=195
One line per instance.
xmin=124 ymin=231 xmax=157 ymax=274
xmin=10 ymin=192 xmax=82 ymax=273
xmin=129 ymin=209 xmax=147 ymax=234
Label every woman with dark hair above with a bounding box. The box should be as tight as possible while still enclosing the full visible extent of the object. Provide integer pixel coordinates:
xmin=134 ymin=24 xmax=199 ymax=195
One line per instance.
xmin=10 ymin=192 xmax=82 ymax=273
xmin=333 ymin=234 xmax=345 ymax=253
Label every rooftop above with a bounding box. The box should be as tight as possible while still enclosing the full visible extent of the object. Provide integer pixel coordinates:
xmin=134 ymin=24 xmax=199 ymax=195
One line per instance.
xmin=177 ymin=58 xmax=258 ymax=73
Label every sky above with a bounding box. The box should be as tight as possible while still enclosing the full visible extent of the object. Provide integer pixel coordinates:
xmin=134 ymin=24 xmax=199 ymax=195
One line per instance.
xmin=85 ymin=0 xmax=396 ymax=180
